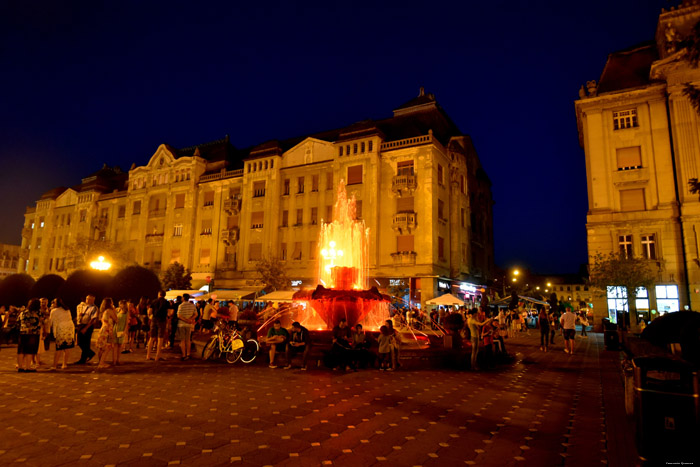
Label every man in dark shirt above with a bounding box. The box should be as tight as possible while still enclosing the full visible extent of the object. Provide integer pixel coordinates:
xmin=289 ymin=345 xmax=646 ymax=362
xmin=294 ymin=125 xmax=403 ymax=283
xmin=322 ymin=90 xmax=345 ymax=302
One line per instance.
xmin=147 ymin=290 xmax=172 ymax=362
xmin=331 ymin=318 xmax=354 ymax=371
xmin=285 ymin=322 xmax=311 ymax=370
xmin=266 ymin=320 xmax=289 ymax=368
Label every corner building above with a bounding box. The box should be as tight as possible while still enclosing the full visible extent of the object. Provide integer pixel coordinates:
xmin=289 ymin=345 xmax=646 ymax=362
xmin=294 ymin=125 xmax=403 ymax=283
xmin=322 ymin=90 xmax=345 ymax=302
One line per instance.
xmin=20 ymin=90 xmax=494 ymax=307
xmin=576 ymin=2 xmax=700 ymax=324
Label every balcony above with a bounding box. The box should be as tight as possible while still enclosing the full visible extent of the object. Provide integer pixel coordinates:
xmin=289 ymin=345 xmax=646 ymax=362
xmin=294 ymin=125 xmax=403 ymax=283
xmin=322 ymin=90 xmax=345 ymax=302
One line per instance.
xmin=392 ymin=212 xmax=417 ymax=234
xmin=145 ymin=233 xmax=164 ymax=245
xmin=391 ymin=251 xmax=417 ymax=266
xmin=222 ymin=228 xmax=239 ymax=245
xmin=19 ymin=248 xmax=29 ymax=260
xmin=21 ymin=227 xmax=33 ymax=239
xmin=392 ymin=174 xmax=417 ymax=196
xmin=149 ymin=209 xmax=166 ymax=219
xmin=223 ymin=196 xmax=242 ymax=215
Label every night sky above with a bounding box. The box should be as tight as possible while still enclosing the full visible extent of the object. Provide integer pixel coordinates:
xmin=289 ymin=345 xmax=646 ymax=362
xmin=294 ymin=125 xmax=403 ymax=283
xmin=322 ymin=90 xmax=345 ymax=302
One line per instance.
xmin=0 ymin=0 xmax=675 ymax=274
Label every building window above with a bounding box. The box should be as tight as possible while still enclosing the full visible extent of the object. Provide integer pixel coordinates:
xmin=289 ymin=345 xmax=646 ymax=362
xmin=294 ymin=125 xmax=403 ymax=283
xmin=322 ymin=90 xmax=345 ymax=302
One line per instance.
xmin=66 ymin=214 xmax=71 ymax=226
xmin=312 ymin=174 xmax=319 ymax=192
xmin=641 ymin=234 xmax=656 ymax=260
xmin=397 ymin=160 xmax=414 ymax=176
xmin=249 ymin=243 xmax=262 ymax=261
xmin=310 ymin=207 xmax=318 ymax=225
xmin=281 ymin=210 xmax=289 ymax=227
xmin=133 ymin=201 xmax=141 ymax=215
xmin=355 ymin=200 xmax=362 ymax=219
xmin=620 ymin=189 xmax=645 ymax=212
xmin=39 ymin=217 xmax=45 ymax=228
xmin=253 ymin=181 xmax=266 ymax=197
xmin=397 ymin=235 xmax=414 ymax=253
xmin=201 ymin=219 xmax=212 ymax=235
xmin=280 ymin=243 xmax=287 ymax=261
xmin=368 ymin=140 xmax=373 ymax=152
xmin=251 ymin=211 xmax=264 ymax=229
xmin=360 ymin=142 xmax=365 ymax=153
xmin=461 ymin=208 xmax=466 ymax=228
xmin=175 ymin=193 xmax=185 ymax=209
xmin=397 ymin=196 xmax=414 ymax=212
xmin=618 ymin=234 xmax=633 ymax=258
xmin=117 ymin=205 xmax=126 ymax=218
xmin=203 ymin=191 xmax=215 ymax=207
xmin=326 ymin=172 xmax=333 ymax=191
xmin=460 ymin=175 xmax=465 ymax=194
xmin=616 ymin=146 xmax=642 ymax=170
xmin=656 ymin=284 xmax=680 ymax=314
xmin=438 ymin=199 xmax=444 ymax=220
xmin=283 ymin=179 xmax=290 ymax=196
xmin=293 ymin=242 xmax=302 ymax=260
xmin=613 ymin=109 xmax=638 ymax=130
xmin=325 ymin=205 xmax=332 ymax=223
xmin=173 ymin=224 xmax=183 ymax=236
xmin=171 ymin=249 xmax=181 ymax=264
xmin=437 ymin=164 xmax=444 ymax=186
xmin=353 ymin=143 xmax=358 ymax=154
xmin=297 ymin=177 xmax=305 ymax=194
xmin=347 ymin=165 xmax=363 ymax=185
xmin=438 ymin=236 xmax=445 ymax=260
xmin=199 ymin=248 xmax=210 ymax=265
xmin=309 ymin=241 xmax=317 ymax=260
xmin=339 ymin=146 xmax=343 ymax=157
xmin=296 ymin=209 xmax=303 ymax=226
xmin=80 ymin=210 xmax=87 ymax=222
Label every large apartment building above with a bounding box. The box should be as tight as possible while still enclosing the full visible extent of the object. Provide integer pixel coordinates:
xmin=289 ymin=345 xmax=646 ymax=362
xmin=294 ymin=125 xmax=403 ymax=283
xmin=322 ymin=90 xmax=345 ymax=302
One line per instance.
xmin=576 ymin=2 xmax=700 ymax=324
xmin=19 ymin=90 xmax=494 ymax=306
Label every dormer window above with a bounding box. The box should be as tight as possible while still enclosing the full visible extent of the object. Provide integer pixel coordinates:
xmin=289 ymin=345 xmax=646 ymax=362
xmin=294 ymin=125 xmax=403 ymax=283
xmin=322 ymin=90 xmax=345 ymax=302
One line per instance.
xmin=613 ymin=109 xmax=638 ymax=130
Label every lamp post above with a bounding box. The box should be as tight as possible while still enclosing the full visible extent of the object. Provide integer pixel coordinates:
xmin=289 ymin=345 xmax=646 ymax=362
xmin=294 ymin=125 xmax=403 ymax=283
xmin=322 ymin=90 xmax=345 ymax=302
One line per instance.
xmin=90 ymin=255 xmax=111 ymax=271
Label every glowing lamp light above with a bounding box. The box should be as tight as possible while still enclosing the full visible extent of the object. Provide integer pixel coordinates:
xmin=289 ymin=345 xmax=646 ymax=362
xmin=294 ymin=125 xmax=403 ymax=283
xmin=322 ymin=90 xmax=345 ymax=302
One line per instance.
xmin=90 ymin=256 xmax=111 ymax=271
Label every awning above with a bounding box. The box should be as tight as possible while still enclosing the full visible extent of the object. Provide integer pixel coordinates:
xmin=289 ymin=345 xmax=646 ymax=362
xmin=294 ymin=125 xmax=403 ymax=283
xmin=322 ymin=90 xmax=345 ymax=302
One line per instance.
xmin=165 ymin=290 xmax=206 ymax=300
xmin=254 ymin=290 xmax=296 ymax=303
xmin=200 ymin=288 xmax=264 ymax=301
xmin=425 ymin=293 xmax=465 ymax=306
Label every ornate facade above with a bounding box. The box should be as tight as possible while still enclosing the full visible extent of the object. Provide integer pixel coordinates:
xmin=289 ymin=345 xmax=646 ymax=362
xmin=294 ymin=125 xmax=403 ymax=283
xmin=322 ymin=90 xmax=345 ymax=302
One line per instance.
xmin=19 ymin=90 xmax=494 ymax=306
xmin=576 ymin=2 xmax=700 ymax=324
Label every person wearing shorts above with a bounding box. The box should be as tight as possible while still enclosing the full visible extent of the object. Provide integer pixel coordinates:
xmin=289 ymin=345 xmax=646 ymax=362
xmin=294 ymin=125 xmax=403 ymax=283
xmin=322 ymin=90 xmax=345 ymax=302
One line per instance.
xmin=147 ymin=291 xmax=172 ymax=362
xmin=560 ymin=307 xmax=577 ymax=355
xmin=266 ymin=320 xmax=289 ymax=368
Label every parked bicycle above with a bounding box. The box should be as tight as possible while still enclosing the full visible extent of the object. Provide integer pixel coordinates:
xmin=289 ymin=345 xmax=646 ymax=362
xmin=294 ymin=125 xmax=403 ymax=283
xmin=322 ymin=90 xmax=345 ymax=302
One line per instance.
xmin=202 ymin=319 xmax=259 ymax=364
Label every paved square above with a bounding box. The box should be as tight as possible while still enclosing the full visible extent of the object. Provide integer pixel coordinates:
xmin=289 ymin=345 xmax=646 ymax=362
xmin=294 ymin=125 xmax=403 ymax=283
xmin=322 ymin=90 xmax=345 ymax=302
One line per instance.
xmin=0 ymin=333 xmax=637 ymax=466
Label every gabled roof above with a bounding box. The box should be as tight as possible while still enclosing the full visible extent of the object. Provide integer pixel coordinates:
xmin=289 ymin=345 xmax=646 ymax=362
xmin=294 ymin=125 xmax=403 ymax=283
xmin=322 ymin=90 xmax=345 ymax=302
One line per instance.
xmin=597 ymin=41 xmax=659 ymax=94
xmin=40 ymin=186 xmax=68 ymax=200
xmin=174 ymin=135 xmax=236 ymax=163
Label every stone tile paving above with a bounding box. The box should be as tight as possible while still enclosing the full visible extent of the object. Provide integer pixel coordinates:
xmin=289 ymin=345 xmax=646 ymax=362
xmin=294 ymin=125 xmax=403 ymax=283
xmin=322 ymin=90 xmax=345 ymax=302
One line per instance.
xmin=0 ymin=332 xmax=638 ymax=466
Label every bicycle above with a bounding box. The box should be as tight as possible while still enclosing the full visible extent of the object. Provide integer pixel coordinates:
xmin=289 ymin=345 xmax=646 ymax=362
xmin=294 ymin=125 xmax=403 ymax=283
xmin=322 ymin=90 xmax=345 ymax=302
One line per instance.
xmin=202 ymin=319 xmax=259 ymax=364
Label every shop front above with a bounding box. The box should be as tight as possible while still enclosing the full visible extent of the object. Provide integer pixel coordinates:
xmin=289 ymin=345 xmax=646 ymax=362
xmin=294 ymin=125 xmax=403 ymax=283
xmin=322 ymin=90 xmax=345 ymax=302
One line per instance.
xmin=606 ymin=284 xmax=681 ymax=325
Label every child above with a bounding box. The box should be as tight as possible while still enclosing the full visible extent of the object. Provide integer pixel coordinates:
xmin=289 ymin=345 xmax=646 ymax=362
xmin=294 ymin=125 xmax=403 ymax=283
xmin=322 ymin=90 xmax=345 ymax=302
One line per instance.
xmin=377 ymin=325 xmax=393 ymax=371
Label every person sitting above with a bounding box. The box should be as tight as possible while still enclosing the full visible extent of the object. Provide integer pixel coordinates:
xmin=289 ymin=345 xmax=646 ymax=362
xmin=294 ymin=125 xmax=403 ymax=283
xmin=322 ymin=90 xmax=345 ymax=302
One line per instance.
xmin=285 ymin=321 xmax=310 ymax=370
xmin=265 ymin=319 xmax=289 ymax=368
xmin=352 ymin=323 xmax=375 ymax=368
xmin=331 ymin=318 xmax=354 ymax=371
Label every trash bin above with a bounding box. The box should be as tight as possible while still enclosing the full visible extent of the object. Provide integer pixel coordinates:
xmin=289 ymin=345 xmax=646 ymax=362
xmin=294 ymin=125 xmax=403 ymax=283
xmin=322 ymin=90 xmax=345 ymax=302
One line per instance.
xmin=603 ymin=318 xmax=619 ymax=350
xmin=633 ymin=356 xmax=700 ymax=463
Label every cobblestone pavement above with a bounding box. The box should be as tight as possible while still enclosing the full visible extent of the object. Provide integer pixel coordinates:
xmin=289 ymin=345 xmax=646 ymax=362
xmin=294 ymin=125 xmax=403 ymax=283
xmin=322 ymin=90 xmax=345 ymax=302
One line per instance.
xmin=0 ymin=332 xmax=637 ymax=466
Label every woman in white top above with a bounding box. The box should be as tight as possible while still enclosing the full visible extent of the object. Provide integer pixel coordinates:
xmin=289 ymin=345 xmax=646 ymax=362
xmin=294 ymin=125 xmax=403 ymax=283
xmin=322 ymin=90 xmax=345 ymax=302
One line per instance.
xmin=49 ymin=298 xmax=75 ymax=369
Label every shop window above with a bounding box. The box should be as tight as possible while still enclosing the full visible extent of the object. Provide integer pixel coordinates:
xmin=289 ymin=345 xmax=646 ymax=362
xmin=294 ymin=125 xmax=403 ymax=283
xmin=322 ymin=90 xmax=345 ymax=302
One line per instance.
xmin=655 ymin=285 xmax=680 ymax=314
xmin=606 ymin=286 xmax=627 ymax=324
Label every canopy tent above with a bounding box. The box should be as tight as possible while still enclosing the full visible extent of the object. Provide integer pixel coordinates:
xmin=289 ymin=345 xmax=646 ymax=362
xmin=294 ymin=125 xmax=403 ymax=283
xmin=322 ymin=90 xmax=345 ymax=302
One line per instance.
xmin=165 ymin=289 xmax=205 ymax=300
xmin=200 ymin=287 xmax=264 ymax=302
xmin=425 ymin=293 xmax=465 ymax=307
xmin=254 ymin=290 xmax=297 ymax=303
xmin=491 ymin=295 xmax=549 ymax=307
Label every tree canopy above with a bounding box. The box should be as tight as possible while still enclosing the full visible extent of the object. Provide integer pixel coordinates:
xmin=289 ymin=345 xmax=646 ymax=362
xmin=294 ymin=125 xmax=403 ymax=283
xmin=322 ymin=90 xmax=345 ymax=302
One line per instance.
xmin=161 ymin=262 xmax=192 ymax=291
xmin=255 ymin=257 xmax=290 ymax=292
xmin=30 ymin=274 xmax=66 ymax=302
xmin=0 ymin=273 xmax=36 ymax=307
xmin=108 ymin=265 xmax=162 ymax=303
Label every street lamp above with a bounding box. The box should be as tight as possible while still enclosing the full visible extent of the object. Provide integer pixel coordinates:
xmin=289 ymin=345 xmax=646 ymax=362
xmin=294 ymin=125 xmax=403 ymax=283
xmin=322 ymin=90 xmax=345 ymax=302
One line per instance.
xmin=90 ymin=255 xmax=111 ymax=271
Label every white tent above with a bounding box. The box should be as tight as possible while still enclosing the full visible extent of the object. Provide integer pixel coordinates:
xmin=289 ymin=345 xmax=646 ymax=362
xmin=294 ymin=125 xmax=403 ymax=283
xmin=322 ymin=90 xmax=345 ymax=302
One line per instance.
xmin=425 ymin=293 xmax=465 ymax=306
xmin=254 ymin=290 xmax=297 ymax=303
xmin=200 ymin=287 xmax=264 ymax=301
xmin=165 ymin=289 xmax=205 ymax=300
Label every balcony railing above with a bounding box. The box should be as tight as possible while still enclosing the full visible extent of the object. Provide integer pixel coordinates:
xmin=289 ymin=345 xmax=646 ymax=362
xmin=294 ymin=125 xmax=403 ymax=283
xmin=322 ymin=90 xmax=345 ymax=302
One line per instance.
xmin=391 ymin=251 xmax=417 ymax=266
xmin=392 ymin=174 xmax=417 ymax=196
xmin=145 ymin=233 xmax=164 ymax=245
xmin=392 ymin=212 xmax=417 ymax=234
xmin=223 ymin=196 xmax=242 ymax=215
xmin=149 ymin=209 xmax=166 ymax=218
xmin=222 ymin=228 xmax=240 ymax=245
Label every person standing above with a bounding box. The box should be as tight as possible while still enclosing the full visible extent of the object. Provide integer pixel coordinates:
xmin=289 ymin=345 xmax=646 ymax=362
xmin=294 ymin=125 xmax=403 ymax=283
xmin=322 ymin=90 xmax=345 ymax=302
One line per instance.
xmin=201 ymin=299 xmax=215 ymax=330
xmin=95 ymin=298 xmax=118 ymax=369
xmin=147 ymin=291 xmax=172 ymax=362
xmin=560 ymin=307 xmax=577 ymax=355
xmin=176 ymin=294 xmax=197 ymax=360
xmin=467 ymin=308 xmax=491 ymax=371
xmin=17 ymin=299 xmax=43 ymax=372
xmin=538 ymin=307 xmax=550 ymax=352
xmin=579 ymin=312 xmax=589 ymax=338
xmin=35 ymin=297 xmax=51 ymax=367
xmin=50 ymin=298 xmax=74 ymax=369
xmin=75 ymin=295 xmax=99 ymax=364
xmin=113 ymin=300 xmax=129 ymax=364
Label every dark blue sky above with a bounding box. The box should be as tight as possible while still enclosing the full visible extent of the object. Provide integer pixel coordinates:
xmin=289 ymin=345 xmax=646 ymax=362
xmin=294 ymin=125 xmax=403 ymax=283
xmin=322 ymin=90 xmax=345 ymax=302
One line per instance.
xmin=0 ymin=0 xmax=675 ymax=273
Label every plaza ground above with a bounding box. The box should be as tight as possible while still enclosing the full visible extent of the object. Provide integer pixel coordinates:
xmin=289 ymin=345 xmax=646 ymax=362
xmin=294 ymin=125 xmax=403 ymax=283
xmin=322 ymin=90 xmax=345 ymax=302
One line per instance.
xmin=0 ymin=331 xmax=638 ymax=466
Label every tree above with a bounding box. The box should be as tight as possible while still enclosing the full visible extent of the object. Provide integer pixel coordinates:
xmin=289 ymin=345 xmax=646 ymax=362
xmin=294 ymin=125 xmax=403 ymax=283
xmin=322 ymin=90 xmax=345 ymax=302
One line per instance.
xmin=30 ymin=274 xmax=66 ymax=301
xmin=62 ymin=235 xmax=134 ymax=272
xmin=508 ymin=290 xmax=519 ymax=311
xmin=588 ymin=253 xmax=657 ymax=330
xmin=161 ymin=262 xmax=192 ymax=291
xmin=108 ymin=266 xmax=162 ymax=303
xmin=0 ymin=273 xmax=36 ymax=307
xmin=58 ymin=269 xmax=112 ymax=313
xmin=548 ymin=293 xmax=559 ymax=314
xmin=255 ymin=257 xmax=290 ymax=292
